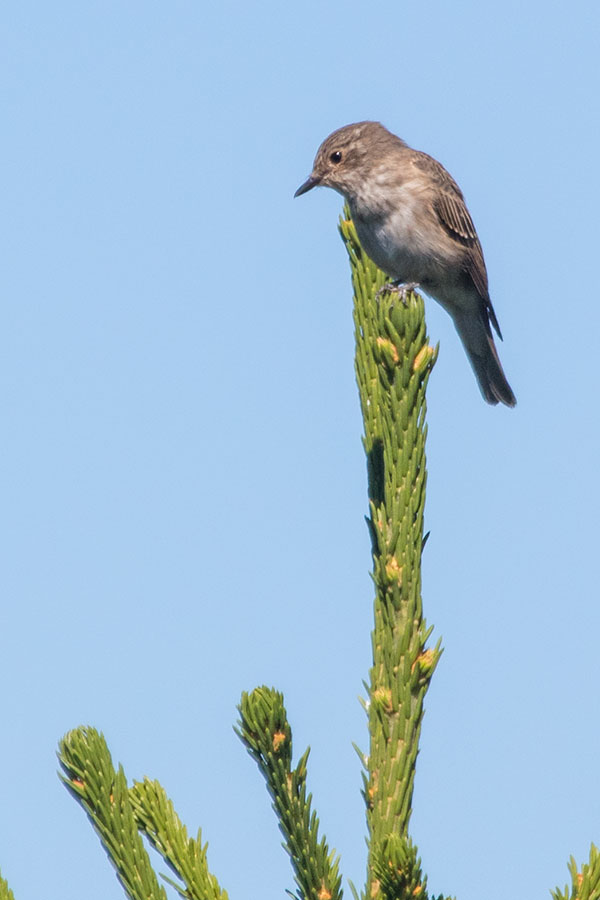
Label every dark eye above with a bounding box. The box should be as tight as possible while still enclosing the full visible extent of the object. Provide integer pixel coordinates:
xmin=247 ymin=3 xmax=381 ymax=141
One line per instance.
xmin=329 ymin=150 xmax=343 ymax=164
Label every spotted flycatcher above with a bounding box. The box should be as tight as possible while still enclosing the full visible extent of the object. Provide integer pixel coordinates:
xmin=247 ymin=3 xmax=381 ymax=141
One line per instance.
xmin=294 ymin=121 xmax=516 ymax=407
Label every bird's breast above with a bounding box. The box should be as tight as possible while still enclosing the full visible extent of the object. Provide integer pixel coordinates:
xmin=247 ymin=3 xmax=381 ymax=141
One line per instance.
xmin=350 ymin=180 xmax=454 ymax=284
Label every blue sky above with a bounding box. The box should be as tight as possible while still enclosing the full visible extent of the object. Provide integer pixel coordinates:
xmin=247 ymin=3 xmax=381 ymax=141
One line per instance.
xmin=1 ymin=2 xmax=599 ymax=899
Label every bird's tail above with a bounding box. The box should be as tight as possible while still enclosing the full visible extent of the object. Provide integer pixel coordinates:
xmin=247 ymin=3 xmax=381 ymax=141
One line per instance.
xmin=451 ymin=307 xmax=516 ymax=407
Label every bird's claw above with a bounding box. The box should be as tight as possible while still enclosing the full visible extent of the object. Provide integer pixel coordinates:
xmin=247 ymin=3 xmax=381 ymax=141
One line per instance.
xmin=375 ymin=281 xmax=419 ymax=306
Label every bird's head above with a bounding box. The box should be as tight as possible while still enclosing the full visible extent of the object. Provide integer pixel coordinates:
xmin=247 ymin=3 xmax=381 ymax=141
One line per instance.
xmin=294 ymin=121 xmax=405 ymax=200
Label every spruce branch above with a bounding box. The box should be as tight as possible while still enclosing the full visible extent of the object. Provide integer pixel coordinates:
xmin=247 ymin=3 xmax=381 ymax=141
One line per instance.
xmin=339 ymin=210 xmax=443 ymax=900
xmin=236 ymin=686 xmax=343 ymax=900
xmin=129 ymin=778 xmax=228 ymax=900
xmin=0 ymin=871 xmax=15 ymax=900
xmin=58 ymin=727 xmax=167 ymax=900
xmin=553 ymin=845 xmax=600 ymax=900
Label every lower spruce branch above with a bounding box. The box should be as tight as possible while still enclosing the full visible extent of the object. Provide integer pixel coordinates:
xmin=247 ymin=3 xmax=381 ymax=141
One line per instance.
xmin=129 ymin=778 xmax=228 ymax=900
xmin=58 ymin=727 xmax=227 ymax=900
xmin=58 ymin=727 xmax=167 ymax=900
xmin=236 ymin=687 xmax=343 ymax=900
xmin=553 ymin=845 xmax=600 ymax=900
xmin=0 ymin=871 xmax=15 ymax=900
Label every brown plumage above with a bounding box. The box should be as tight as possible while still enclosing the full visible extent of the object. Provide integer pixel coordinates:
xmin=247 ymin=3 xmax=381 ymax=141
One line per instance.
xmin=295 ymin=121 xmax=516 ymax=407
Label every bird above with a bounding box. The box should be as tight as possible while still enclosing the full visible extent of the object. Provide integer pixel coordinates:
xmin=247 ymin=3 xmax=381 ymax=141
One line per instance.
xmin=294 ymin=121 xmax=516 ymax=407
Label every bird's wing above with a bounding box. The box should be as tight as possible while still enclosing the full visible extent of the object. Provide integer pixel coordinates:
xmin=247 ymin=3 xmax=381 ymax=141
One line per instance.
xmin=412 ymin=152 xmax=501 ymax=338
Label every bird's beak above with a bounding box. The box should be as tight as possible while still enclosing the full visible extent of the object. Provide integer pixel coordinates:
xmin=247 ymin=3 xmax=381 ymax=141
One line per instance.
xmin=294 ymin=174 xmax=321 ymax=198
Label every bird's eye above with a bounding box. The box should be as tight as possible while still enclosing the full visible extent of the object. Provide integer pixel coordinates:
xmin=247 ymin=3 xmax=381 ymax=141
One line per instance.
xmin=329 ymin=150 xmax=343 ymax=164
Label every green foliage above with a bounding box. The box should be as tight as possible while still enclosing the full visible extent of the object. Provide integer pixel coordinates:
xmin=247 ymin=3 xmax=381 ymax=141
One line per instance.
xmin=0 ymin=871 xmax=15 ymax=900
xmin=130 ymin=779 xmax=228 ymax=900
xmin=339 ymin=211 xmax=441 ymax=900
xmin=58 ymin=727 xmax=228 ymax=900
xmin=236 ymin=686 xmax=343 ymax=900
xmin=553 ymin=845 xmax=600 ymax=900
xmin=58 ymin=728 xmax=167 ymax=900
xmin=369 ymin=836 xmax=425 ymax=900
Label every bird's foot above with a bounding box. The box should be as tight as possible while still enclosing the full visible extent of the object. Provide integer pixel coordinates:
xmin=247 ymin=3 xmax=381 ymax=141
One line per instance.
xmin=375 ymin=281 xmax=419 ymax=306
